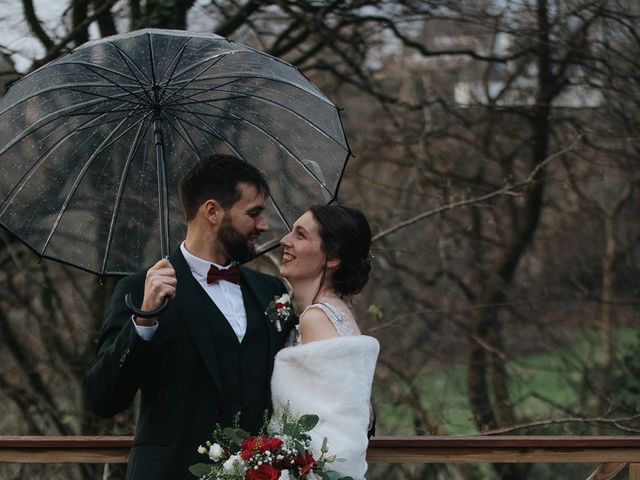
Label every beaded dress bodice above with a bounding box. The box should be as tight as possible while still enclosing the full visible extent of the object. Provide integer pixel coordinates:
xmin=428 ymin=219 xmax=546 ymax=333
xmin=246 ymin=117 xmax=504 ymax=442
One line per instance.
xmin=294 ymin=302 xmax=354 ymax=345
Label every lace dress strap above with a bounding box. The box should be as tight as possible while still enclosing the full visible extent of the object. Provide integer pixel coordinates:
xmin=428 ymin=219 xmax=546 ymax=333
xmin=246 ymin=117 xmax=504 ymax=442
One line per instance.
xmin=301 ymin=302 xmax=354 ymax=337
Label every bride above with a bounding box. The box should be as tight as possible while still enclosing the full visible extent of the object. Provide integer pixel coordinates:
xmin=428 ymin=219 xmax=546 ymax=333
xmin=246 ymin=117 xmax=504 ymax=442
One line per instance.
xmin=270 ymin=205 xmax=379 ymax=480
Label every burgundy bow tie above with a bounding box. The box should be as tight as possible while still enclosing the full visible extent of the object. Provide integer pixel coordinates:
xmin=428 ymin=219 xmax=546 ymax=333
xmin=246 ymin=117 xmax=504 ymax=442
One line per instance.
xmin=207 ymin=264 xmax=241 ymax=284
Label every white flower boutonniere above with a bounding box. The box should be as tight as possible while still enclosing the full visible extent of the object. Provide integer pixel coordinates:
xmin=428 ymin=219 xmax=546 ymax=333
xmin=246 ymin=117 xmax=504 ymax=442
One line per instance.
xmin=265 ymin=293 xmax=294 ymax=332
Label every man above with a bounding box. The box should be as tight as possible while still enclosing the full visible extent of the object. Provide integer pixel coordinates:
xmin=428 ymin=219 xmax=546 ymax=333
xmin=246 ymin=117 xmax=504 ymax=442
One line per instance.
xmin=84 ymin=154 xmax=290 ymax=479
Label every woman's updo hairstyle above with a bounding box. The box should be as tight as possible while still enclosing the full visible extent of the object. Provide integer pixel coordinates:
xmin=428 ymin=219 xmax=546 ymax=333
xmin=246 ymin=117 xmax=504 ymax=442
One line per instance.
xmin=309 ymin=205 xmax=372 ymax=296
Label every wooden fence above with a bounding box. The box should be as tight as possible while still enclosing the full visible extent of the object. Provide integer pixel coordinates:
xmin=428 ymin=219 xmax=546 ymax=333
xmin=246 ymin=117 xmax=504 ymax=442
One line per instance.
xmin=1 ymin=436 xmax=639 ymax=479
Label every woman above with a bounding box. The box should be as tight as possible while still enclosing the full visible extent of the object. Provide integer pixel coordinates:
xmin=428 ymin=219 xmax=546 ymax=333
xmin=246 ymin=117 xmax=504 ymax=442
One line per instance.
xmin=270 ymin=205 xmax=379 ymax=480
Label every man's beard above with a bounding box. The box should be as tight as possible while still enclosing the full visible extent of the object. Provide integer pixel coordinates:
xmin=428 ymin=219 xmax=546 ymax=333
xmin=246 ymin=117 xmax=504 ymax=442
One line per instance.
xmin=218 ymin=216 xmax=258 ymax=264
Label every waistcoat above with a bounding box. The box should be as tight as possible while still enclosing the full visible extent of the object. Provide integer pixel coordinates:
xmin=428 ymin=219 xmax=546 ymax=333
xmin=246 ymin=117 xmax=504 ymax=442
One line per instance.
xmin=210 ymin=303 xmax=271 ymax=433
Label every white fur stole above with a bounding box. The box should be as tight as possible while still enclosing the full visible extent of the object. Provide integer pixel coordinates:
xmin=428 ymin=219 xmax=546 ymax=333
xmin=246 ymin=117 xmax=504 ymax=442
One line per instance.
xmin=271 ymin=335 xmax=379 ymax=480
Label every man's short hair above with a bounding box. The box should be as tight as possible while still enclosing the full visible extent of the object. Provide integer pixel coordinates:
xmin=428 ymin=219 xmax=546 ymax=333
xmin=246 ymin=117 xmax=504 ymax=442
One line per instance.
xmin=179 ymin=154 xmax=270 ymax=221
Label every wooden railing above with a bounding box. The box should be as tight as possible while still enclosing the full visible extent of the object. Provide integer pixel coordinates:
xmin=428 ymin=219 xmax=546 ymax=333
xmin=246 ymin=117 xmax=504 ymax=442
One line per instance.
xmin=1 ymin=436 xmax=639 ymax=479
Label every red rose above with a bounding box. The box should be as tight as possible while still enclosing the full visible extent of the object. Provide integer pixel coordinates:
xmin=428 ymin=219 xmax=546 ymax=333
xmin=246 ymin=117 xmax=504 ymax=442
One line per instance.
xmin=275 ymin=302 xmax=284 ymax=310
xmin=265 ymin=437 xmax=283 ymax=452
xmin=296 ymin=451 xmax=317 ymax=476
xmin=241 ymin=436 xmax=257 ymax=460
xmin=246 ymin=463 xmax=279 ymax=480
xmin=256 ymin=435 xmax=269 ymax=451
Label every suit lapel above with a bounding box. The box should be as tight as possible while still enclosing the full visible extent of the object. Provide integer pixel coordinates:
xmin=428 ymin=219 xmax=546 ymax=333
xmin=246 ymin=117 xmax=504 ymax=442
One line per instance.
xmin=169 ymin=249 xmax=225 ymax=398
xmin=240 ymin=268 xmax=279 ymax=369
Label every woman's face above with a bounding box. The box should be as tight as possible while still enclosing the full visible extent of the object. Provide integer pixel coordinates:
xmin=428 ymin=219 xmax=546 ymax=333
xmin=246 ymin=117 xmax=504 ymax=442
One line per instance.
xmin=279 ymin=211 xmax=326 ymax=282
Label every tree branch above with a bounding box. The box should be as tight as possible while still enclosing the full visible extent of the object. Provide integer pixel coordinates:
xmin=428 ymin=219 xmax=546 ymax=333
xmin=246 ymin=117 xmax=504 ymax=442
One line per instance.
xmin=30 ymin=0 xmax=120 ymax=70
xmin=214 ymin=0 xmax=262 ymax=37
xmin=22 ymin=0 xmax=53 ymax=50
xmin=482 ymin=413 xmax=640 ymax=435
xmin=372 ymin=137 xmax=581 ymax=242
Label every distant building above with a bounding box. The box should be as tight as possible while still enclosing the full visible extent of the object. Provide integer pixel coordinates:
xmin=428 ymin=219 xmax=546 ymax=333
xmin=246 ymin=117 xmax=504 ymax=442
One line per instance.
xmin=397 ymin=19 xmax=603 ymax=109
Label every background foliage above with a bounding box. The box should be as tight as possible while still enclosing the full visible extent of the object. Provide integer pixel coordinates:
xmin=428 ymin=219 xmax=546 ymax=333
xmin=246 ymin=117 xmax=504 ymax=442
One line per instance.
xmin=0 ymin=1 xmax=639 ymax=478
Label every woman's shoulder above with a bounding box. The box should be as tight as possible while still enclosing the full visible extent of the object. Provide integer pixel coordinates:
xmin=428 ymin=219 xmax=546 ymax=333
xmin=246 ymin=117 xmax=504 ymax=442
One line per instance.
xmin=303 ymin=301 xmax=346 ymax=318
xmin=303 ymin=301 xmax=361 ymax=336
xmin=298 ymin=304 xmax=342 ymax=341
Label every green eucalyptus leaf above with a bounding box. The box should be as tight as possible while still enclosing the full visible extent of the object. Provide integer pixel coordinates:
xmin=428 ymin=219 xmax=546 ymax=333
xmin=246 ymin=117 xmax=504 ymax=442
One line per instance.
xmin=294 ymin=439 xmax=306 ymax=455
xmin=321 ymin=471 xmax=345 ymax=480
xmin=188 ymin=463 xmax=214 ymax=477
xmin=222 ymin=427 xmax=249 ymax=444
xmin=223 ymin=427 xmax=236 ymax=438
xmin=282 ymin=423 xmax=295 ymax=435
xmin=298 ymin=414 xmax=319 ymax=431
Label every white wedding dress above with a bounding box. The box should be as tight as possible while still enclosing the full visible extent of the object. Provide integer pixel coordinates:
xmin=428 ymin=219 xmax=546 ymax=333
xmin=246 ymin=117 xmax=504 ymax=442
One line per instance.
xmin=270 ymin=303 xmax=379 ymax=480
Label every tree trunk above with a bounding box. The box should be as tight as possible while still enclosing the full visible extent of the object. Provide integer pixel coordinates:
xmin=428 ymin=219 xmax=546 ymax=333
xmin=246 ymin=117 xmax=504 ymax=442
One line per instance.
xmin=72 ymin=0 xmax=89 ymax=47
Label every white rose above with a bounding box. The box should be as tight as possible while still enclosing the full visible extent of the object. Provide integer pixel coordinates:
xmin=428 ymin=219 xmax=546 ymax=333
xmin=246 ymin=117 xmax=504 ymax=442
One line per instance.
xmin=222 ymin=454 xmax=245 ymax=473
xmin=278 ymin=469 xmax=290 ymax=480
xmin=208 ymin=443 xmax=224 ymax=462
xmin=277 ymin=293 xmax=290 ymax=304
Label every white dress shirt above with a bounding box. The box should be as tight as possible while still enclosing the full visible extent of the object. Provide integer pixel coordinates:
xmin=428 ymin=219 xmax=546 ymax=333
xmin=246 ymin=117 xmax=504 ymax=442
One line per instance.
xmin=132 ymin=242 xmax=248 ymax=342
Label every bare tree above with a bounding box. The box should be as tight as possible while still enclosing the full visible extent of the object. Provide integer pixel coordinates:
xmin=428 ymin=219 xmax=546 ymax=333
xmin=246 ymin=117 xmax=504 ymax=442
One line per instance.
xmin=1 ymin=1 xmax=639 ymax=479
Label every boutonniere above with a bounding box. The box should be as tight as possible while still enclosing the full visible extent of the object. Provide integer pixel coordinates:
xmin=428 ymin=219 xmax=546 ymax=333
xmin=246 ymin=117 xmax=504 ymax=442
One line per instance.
xmin=264 ymin=293 xmax=294 ymax=332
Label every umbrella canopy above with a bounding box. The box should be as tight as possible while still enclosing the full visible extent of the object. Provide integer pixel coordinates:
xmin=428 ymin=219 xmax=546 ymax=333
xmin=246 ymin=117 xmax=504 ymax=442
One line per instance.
xmin=0 ymin=29 xmax=349 ymax=276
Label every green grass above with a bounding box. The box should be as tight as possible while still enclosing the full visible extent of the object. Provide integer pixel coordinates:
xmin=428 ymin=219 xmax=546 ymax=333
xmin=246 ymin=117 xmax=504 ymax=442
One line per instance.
xmin=377 ymin=325 xmax=640 ymax=436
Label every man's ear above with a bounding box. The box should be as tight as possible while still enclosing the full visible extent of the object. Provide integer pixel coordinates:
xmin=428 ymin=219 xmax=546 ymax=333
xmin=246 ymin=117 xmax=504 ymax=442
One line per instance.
xmin=202 ymin=199 xmax=223 ymax=224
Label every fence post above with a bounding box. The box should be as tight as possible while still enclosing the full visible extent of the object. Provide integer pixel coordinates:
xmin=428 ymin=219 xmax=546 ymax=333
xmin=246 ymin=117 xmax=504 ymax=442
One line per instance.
xmin=586 ymin=463 xmax=625 ymax=480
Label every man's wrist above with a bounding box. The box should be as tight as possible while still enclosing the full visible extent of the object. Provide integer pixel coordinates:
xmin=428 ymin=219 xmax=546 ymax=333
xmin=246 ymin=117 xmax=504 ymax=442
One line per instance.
xmin=131 ymin=315 xmax=158 ymax=341
xmin=132 ymin=315 xmax=158 ymax=327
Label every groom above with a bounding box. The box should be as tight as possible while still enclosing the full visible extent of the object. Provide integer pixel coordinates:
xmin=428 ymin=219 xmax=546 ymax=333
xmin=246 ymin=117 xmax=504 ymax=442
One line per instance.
xmin=84 ymin=154 xmax=291 ymax=479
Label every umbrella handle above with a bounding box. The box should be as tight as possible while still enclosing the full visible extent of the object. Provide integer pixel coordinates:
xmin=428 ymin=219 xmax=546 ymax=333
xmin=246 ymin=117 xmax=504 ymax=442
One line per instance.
xmin=124 ymin=293 xmax=169 ymax=319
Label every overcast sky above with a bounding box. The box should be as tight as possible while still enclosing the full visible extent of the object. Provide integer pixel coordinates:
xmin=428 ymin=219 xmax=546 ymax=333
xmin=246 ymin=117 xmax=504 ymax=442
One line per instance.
xmin=0 ymin=0 xmax=68 ymax=71
xmin=0 ymin=0 xmax=406 ymax=74
xmin=0 ymin=0 xmax=219 ymax=72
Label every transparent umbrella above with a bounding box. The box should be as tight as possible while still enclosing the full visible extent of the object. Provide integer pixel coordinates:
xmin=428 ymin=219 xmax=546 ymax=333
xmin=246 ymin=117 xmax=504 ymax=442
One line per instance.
xmin=0 ymin=29 xmax=350 ymax=279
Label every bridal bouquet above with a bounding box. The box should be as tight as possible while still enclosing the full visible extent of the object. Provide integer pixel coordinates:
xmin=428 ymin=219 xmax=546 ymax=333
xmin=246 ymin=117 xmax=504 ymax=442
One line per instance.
xmin=190 ymin=410 xmax=352 ymax=480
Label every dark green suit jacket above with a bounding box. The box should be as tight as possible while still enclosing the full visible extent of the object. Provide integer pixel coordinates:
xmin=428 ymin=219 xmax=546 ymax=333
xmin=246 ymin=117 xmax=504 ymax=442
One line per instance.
xmin=84 ymin=248 xmax=289 ymax=479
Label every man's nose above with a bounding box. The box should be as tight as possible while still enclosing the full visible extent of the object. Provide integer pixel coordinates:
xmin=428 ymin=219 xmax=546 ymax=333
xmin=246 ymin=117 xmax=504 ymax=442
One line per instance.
xmin=256 ymin=214 xmax=269 ymax=232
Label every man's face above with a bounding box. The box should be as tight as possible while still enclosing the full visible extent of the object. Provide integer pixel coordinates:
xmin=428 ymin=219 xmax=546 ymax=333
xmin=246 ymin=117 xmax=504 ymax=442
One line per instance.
xmin=217 ymin=182 xmax=268 ymax=263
